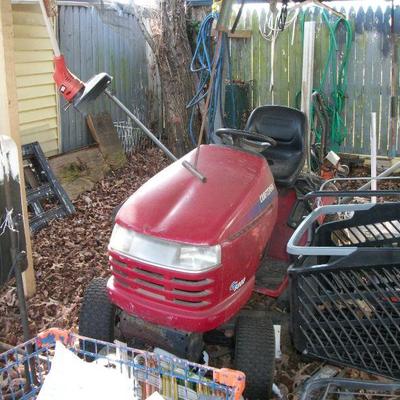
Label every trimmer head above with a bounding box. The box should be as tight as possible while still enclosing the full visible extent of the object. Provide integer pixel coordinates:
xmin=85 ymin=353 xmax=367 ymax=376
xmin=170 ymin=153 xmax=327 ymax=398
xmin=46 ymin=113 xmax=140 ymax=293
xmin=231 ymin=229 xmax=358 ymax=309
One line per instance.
xmin=73 ymin=72 xmax=112 ymax=110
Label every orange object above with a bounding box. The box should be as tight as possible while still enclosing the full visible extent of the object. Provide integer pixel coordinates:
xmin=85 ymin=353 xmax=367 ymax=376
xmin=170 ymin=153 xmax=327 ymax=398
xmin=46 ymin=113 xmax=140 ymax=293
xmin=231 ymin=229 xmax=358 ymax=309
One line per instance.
xmin=214 ymin=368 xmax=246 ymax=400
xmin=36 ymin=328 xmax=72 ymax=347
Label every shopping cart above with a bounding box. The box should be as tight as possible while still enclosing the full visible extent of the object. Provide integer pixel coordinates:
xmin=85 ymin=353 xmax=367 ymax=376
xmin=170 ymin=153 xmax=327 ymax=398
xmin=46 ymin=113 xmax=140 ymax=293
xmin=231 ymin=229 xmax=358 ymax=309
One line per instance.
xmin=0 ymin=328 xmax=245 ymax=400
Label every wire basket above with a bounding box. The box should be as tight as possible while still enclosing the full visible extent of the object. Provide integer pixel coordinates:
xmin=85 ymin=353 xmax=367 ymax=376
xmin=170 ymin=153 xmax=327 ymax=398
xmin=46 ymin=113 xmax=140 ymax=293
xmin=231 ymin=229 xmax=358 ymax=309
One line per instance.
xmin=287 ymin=203 xmax=400 ymax=380
xmin=300 ymin=378 xmax=400 ymax=400
xmin=114 ymin=120 xmax=154 ymax=154
xmin=0 ymin=328 xmax=245 ymax=400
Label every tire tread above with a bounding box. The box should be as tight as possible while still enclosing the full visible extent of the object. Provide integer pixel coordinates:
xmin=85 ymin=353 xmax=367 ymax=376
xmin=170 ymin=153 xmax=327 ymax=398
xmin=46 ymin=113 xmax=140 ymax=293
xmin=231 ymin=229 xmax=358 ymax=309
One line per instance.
xmin=234 ymin=316 xmax=275 ymax=400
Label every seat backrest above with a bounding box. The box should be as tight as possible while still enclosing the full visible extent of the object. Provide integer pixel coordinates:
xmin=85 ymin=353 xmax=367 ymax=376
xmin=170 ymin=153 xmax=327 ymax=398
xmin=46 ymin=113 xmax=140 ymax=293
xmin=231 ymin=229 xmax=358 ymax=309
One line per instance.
xmin=245 ymin=105 xmax=306 ymax=187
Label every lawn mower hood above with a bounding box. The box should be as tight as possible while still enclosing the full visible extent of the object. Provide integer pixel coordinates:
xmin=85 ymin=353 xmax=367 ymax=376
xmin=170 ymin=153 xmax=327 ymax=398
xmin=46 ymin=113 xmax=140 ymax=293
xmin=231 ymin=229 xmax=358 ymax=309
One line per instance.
xmin=115 ymin=145 xmax=277 ymax=245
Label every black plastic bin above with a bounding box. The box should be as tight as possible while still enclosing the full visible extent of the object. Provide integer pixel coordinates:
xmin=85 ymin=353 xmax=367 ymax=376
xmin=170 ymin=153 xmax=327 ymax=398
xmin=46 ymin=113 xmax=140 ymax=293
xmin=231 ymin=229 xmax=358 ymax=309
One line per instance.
xmin=287 ymin=202 xmax=400 ymax=379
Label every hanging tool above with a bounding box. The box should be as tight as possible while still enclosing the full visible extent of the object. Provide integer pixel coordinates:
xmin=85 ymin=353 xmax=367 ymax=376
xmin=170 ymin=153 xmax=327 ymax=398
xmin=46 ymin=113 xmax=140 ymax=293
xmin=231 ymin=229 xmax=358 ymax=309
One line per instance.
xmin=231 ymin=0 xmax=245 ymax=34
xmin=277 ymin=0 xmax=289 ymax=31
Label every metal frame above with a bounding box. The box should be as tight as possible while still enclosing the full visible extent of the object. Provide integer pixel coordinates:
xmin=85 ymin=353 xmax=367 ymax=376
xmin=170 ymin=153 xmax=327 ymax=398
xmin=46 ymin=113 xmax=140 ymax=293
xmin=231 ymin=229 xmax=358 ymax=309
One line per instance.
xmin=22 ymin=142 xmax=75 ymax=233
xmin=287 ymin=203 xmax=375 ymax=256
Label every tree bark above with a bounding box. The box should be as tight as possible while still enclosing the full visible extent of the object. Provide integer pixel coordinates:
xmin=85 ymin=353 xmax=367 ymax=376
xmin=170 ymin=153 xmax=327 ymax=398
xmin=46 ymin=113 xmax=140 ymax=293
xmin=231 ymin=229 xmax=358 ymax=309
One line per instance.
xmin=132 ymin=2 xmax=196 ymax=157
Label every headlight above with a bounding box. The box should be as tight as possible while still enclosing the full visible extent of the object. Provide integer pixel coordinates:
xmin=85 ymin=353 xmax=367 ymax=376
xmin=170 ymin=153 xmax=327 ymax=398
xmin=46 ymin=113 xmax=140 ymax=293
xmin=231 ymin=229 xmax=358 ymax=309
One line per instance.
xmin=109 ymin=224 xmax=221 ymax=272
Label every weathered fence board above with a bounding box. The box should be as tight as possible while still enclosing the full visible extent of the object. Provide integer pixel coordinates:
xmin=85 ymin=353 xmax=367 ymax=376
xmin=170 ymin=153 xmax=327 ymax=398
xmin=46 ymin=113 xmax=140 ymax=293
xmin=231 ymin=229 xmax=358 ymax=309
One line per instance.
xmin=229 ymin=4 xmax=400 ymax=156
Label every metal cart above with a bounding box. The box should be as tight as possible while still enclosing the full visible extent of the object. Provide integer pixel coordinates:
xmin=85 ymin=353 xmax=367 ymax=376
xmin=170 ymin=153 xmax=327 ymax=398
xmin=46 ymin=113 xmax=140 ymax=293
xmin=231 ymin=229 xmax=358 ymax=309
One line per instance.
xmin=0 ymin=328 xmax=245 ymax=400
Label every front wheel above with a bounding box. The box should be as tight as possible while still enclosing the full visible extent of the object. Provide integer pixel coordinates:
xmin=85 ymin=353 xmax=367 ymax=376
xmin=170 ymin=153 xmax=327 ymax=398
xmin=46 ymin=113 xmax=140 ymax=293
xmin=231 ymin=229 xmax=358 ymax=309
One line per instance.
xmin=234 ymin=315 xmax=275 ymax=399
xmin=79 ymin=277 xmax=116 ymax=356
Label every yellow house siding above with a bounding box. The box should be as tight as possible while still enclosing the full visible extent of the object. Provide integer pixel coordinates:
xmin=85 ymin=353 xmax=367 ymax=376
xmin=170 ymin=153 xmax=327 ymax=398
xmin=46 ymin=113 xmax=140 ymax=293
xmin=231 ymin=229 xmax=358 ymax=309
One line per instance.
xmin=12 ymin=4 xmax=59 ymax=156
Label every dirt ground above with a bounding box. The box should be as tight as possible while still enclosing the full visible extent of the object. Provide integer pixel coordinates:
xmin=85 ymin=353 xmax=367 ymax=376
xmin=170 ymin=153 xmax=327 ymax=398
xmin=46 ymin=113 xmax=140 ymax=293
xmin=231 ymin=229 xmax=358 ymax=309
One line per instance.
xmin=1 ymin=153 xmax=397 ymax=397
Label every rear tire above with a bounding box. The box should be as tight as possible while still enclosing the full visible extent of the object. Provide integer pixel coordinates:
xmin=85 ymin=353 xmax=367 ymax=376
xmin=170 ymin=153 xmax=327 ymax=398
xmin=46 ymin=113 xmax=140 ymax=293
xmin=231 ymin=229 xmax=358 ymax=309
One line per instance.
xmin=79 ymin=278 xmax=115 ymax=357
xmin=234 ymin=316 xmax=275 ymax=400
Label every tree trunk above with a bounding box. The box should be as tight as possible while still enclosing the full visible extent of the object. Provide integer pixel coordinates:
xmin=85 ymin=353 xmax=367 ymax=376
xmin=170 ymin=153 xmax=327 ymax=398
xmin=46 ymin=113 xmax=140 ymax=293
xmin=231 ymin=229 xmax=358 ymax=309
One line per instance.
xmin=133 ymin=1 xmax=196 ymax=157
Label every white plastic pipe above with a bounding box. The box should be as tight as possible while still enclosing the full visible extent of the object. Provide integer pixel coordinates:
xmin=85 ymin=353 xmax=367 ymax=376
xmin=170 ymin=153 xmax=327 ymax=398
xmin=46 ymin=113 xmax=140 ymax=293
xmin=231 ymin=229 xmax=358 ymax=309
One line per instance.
xmin=301 ymin=21 xmax=316 ymax=172
xmin=370 ymin=112 xmax=377 ymax=203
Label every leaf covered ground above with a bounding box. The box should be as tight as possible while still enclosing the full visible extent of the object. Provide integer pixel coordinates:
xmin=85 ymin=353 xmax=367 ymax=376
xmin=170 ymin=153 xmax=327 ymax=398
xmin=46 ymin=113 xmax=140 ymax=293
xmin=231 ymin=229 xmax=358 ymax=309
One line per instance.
xmin=0 ymin=148 xmax=168 ymax=345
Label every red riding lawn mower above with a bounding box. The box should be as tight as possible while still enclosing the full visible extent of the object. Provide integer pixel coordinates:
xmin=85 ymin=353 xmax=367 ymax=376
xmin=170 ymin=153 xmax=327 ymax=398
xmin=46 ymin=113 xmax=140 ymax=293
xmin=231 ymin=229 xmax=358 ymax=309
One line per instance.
xmin=79 ymin=106 xmax=322 ymax=399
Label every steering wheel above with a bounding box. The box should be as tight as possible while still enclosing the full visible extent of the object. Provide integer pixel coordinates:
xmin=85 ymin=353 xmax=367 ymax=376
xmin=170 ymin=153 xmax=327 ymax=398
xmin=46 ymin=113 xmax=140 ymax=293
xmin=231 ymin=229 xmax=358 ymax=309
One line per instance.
xmin=215 ymin=128 xmax=277 ymax=147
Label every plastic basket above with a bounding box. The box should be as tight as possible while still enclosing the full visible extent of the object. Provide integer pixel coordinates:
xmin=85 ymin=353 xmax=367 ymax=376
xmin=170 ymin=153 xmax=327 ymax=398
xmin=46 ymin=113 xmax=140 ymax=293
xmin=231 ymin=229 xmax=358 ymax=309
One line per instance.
xmin=0 ymin=328 xmax=245 ymax=400
xmin=287 ymin=203 xmax=400 ymax=380
xmin=300 ymin=378 xmax=400 ymax=400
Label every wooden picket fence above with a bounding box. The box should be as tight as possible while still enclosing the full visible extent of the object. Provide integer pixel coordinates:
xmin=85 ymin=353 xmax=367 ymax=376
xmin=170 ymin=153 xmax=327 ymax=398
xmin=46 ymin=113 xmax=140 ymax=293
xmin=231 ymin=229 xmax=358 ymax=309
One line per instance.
xmin=229 ymin=4 xmax=400 ymax=156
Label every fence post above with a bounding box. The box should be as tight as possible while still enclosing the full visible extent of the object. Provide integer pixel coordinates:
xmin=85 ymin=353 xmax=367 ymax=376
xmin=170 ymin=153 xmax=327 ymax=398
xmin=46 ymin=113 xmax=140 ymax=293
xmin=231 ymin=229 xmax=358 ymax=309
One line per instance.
xmin=370 ymin=112 xmax=377 ymax=203
xmin=0 ymin=0 xmax=36 ymax=296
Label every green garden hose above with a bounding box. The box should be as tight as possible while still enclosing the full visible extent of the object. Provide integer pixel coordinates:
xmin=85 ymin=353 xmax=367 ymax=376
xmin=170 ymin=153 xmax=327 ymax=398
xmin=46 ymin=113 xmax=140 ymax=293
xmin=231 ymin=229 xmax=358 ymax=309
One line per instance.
xmin=298 ymin=10 xmax=353 ymax=154
xmin=317 ymin=10 xmax=353 ymax=150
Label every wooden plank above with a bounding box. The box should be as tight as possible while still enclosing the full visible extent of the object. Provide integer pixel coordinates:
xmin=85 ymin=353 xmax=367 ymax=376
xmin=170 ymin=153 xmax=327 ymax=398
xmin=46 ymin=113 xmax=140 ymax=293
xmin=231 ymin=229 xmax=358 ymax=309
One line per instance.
xmin=352 ymin=7 xmax=366 ymax=154
xmin=230 ymin=29 xmax=239 ymax=80
xmin=251 ymin=9 xmax=260 ymax=107
xmin=14 ymin=50 xmax=53 ymax=63
xmin=0 ymin=0 xmax=35 ymax=296
xmin=34 ymin=140 xmax=59 ymax=157
xmin=259 ymin=7 xmax=272 ymax=105
xmin=379 ymin=6 xmax=393 ymax=155
xmin=342 ymin=7 xmax=357 ymax=153
xmin=318 ymin=9 xmax=330 ymax=92
xmin=17 ymin=84 xmax=55 ymax=100
xmin=311 ymin=7 xmax=322 ymax=89
xmin=232 ymin=9 xmax=248 ymax=81
xmin=273 ymin=11 xmax=290 ymax=106
xmin=212 ymin=29 xmax=252 ymax=38
xmin=243 ymin=9 xmax=252 ymax=83
xmin=289 ymin=9 xmax=303 ymax=108
xmin=361 ymin=7 xmax=375 ymax=154
xmin=19 ymin=106 xmax=57 ymax=124
xmin=19 ymin=118 xmax=58 ymax=134
xmin=371 ymin=7 xmax=384 ymax=155
xmin=16 ymin=73 xmax=54 ymax=88
xmin=12 ymin=9 xmax=45 ymax=26
xmin=14 ymin=38 xmax=52 ymax=51
xmin=86 ymin=112 xmax=126 ymax=169
xmin=15 ymin=61 xmax=53 ymax=76
xmin=48 ymin=145 xmax=107 ymax=200
xmin=11 ymin=4 xmax=41 ymax=15
xmin=21 ymin=128 xmax=58 ymax=144
xmin=13 ymin=24 xmax=48 ymax=38
xmin=17 ymin=95 xmax=57 ymax=112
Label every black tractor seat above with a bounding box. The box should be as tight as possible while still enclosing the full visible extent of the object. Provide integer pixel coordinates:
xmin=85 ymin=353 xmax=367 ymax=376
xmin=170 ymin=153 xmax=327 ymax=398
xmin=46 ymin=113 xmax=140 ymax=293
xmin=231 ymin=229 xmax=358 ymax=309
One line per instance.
xmin=245 ymin=105 xmax=306 ymax=187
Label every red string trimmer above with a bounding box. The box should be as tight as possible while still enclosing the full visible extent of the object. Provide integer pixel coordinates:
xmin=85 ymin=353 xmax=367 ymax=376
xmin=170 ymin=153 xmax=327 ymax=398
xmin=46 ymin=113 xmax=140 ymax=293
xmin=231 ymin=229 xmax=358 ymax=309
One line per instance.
xmin=39 ymin=0 xmax=111 ymax=109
